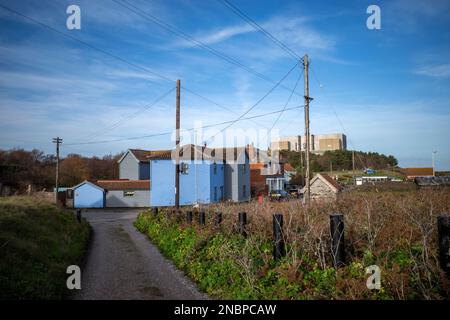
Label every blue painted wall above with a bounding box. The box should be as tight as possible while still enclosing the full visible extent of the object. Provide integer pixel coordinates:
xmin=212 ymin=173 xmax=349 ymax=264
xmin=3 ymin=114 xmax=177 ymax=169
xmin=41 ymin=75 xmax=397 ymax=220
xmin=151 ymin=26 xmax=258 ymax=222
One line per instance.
xmin=210 ymin=162 xmax=225 ymax=202
xmin=149 ymin=160 xmax=224 ymax=206
xmin=74 ymin=182 xmax=105 ymax=208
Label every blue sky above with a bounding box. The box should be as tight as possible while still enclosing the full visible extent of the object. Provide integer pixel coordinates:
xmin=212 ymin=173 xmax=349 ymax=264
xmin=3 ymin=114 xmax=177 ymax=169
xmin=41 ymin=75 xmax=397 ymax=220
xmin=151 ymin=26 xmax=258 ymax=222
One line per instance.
xmin=0 ymin=0 xmax=449 ymax=170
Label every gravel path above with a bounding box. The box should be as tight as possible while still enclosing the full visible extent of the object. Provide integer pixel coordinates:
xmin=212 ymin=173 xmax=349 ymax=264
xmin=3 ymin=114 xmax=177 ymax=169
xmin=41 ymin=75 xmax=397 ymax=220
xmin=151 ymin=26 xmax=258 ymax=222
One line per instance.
xmin=73 ymin=209 xmax=207 ymax=300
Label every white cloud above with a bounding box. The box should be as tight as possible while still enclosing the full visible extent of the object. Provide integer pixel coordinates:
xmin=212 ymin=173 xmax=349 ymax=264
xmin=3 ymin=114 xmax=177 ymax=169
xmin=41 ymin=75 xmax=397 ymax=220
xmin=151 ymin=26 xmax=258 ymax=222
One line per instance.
xmin=174 ymin=15 xmax=335 ymax=61
xmin=413 ymin=64 xmax=450 ymax=78
xmin=193 ymin=24 xmax=254 ymax=45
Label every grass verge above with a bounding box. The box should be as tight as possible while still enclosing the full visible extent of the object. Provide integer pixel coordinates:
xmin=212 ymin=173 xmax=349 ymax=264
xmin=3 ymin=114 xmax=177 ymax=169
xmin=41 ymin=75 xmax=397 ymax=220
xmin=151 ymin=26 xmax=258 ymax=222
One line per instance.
xmin=0 ymin=196 xmax=91 ymax=299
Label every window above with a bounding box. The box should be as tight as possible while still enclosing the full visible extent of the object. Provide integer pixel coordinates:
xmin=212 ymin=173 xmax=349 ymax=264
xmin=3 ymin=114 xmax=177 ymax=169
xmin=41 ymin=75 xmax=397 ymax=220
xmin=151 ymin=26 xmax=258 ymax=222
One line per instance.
xmin=213 ymin=162 xmax=217 ymax=175
xmin=180 ymin=162 xmax=189 ymax=175
xmin=123 ymin=191 xmax=135 ymax=197
xmin=242 ymin=185 xmax=247 ymax=198
xmin=220 ymin=186 xmax=224 ymax=200
xmin=242 ymin=164 xmax=246 ymax=175
xmin=214 ymin=187 xmax=217 ymax=201
xmin=66 ymin=189 xmax=73 ymax=199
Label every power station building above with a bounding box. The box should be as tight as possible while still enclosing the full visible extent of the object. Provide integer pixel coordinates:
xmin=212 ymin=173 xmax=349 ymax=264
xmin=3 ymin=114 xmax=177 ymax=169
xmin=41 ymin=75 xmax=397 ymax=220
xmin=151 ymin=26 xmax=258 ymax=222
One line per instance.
xmin=271 ymin=133 xmax=347 ymax=154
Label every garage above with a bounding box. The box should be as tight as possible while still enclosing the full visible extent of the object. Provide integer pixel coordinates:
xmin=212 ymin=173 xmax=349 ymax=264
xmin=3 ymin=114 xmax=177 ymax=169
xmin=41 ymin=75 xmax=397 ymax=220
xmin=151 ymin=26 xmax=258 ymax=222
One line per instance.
xmin=72 ymin=180 xmax=105 ymax=208
xmin=96 ymin=180 xmax=150 ymax=208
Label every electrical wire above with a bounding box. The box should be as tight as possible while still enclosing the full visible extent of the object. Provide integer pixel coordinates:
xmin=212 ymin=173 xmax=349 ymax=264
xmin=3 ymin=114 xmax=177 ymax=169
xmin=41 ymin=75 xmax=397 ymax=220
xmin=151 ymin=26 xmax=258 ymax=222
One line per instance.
xmin=217 ymin=0 xmax=301 ymax=60
xmin=65 ymin=104 xmax=304 ymax=146
xmin=111 ymin=0 xmax=303 ymax=98
xmin=310 ymin=65 xmax=369 ymax=170
xmin=204 ymin=61 xmax=300 ymax=144
xmin=264 ymin=68 xmax=303 ymax=142
xmin=83 ymin=86 xmax=176 ymax=141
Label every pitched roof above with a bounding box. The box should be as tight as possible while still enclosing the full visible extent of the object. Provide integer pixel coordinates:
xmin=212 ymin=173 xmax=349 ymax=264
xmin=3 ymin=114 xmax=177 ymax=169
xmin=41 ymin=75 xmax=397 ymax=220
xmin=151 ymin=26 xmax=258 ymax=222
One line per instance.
xmin=415 ymin=176 xmax=450 ymax=187
xmin=128 ymin=149 xmax=153 ymax=162
xmin=118 ymin=149 xmax=171 ymax=163
xmin=400 ymin=167 xmax=434 ymax=177
xmin=284 ymin=163 xmax=295 ymax=172
xmin=96 ymin=180 xmax=150 ymax=190
xmin=319 ymin=173 xmax=343 ymax=191
xmin=146 ymin=144 xmax=249 ymax=162
xmin=301 ymin=173 xmax=343 ymax=193
xmin=212 ymin=147 xmax=248 ymax=162
xmin=71 ymin=180 xmax=105 ymax=191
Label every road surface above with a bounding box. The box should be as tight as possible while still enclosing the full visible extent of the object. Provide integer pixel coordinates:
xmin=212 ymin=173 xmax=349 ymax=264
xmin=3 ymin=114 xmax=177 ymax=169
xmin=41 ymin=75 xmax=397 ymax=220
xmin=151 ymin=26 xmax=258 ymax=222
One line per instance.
xmin=73 ymin=208 xmax=206 ymax=300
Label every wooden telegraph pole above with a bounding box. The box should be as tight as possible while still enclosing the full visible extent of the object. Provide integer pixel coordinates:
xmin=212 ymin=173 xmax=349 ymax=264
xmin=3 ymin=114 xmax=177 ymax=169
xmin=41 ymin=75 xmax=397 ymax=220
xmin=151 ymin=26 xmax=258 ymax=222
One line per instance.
xmin=52 ymin=137 xmax=62 ymax=205
xmin=175 ymin=80 xmax=181 ymax=209
xmin=352 ymin=150 xmax=355 ymax=182
xmin=303 ymin=54 xmax=312 ymax=204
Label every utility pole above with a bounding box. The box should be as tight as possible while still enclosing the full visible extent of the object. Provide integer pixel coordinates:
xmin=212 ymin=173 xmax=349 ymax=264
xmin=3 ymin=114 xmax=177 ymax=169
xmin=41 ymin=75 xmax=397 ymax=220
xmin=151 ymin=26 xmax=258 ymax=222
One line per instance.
xmin=52 ymin=137 xmax=62 ymax=206
xmin=303 ymin=54 xmax=312 ymax=204
xmin=432 ymin=150 xmax=437 ymax=177
xmin=352 ymin=150 xmax=355 ymax=183
xmin=300 ymin=148 xmax=303 ymax=184
xmin=175 ymin=80 xmax=181 ymax=209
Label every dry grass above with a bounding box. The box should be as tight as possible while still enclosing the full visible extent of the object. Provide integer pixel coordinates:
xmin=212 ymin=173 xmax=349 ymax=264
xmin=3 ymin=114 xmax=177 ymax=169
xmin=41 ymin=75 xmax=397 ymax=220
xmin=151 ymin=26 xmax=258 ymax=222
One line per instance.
xmin=172 ymin=188 xmax=450 ymax=299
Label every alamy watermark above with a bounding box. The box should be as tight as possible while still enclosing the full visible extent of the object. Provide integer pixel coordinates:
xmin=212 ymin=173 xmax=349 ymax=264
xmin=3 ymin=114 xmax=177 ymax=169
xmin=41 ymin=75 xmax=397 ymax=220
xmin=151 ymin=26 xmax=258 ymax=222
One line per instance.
xmin=366 ymin=5 xmax=381 ymax=30
xmin=66 ymin=5 xmax=81 ymax=30
xmin=66 ymin=265 xmax=81 ymax=290
xmin=366 ymin=265 xmax=381 ymax=290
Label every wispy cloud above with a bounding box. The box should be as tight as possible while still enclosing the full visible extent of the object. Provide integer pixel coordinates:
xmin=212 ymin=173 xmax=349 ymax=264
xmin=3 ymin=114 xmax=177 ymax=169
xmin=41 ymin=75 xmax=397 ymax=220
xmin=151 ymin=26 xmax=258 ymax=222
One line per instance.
xmin=193 ymin=24 xmax=254 ymax=45
xmin=413 ymin=64 xmax=450 ymax=78
xmin=175 ymin=15 xmax=335 ymax=59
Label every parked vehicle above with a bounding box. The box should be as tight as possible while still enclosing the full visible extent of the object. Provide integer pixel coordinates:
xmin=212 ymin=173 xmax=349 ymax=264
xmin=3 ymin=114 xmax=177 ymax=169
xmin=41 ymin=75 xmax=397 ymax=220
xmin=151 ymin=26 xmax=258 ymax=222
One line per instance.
xmin=269 ymin=189 xmax=289 ymax=201
xmin=288 ymin=187 xmax=301 ymax=198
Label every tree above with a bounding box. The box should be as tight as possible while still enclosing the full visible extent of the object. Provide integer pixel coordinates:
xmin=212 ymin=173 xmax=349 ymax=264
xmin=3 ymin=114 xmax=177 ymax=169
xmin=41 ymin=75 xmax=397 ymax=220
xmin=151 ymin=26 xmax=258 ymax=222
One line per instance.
xmin=59 ymin=154 xmax=90 ymax=187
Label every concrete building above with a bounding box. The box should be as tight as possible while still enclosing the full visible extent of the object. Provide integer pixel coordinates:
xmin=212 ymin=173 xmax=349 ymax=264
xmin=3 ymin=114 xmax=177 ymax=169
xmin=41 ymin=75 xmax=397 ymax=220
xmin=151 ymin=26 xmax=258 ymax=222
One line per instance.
xmin=271 ymin=133 xmax=347 ymax=154
xmin=270 ymin=135 xmax=301 ymax=152
xmin=97 ymin=180 xmax=150 ymax=207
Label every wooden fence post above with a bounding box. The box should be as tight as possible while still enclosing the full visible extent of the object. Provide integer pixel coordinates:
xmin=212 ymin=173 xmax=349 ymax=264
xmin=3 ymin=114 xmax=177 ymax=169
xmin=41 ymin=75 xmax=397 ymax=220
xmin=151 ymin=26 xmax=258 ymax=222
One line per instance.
xmin=215 ymin=212 xmax=222 ymax=226
xmin=330 ymin=213 xmax=345 ymax=268
xmin=238 ymin=212 xmax=247 ymax=237
xmin=273 ymin=214 xmax=285 ymax=259
xmin=76 ymin=209 xmax=82 ymax=223
xmin=186 ymin=211 xmax=193 ymax=223
xmin=198 ymin=211 xmax=206 ymax=226
xmin=437 ymin=214 xmax=450 ymax=275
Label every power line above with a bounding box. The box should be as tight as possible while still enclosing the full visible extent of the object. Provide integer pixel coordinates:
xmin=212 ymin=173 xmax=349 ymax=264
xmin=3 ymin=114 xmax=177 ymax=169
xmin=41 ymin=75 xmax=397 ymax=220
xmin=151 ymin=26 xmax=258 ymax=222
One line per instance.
xmin=112 ymin=0 xmax=266 ymax=81
xmin=204 ymin=61 xmax=299 ymax=144
xmin=265 ymin=68 xmax=303 ymax=142
xmin=111 ymin=0 xmax=303 ymax=98
xmin=217 ymin=0 xmax=301 ymax=60
xmin=0 ymin=4 xmax=274 ymax=130
xmin=83 ymin=86 xmax=176 ymax=141
xmin=65 ymin=104 xmax=304 ymax=146
xmin=181 ymin=86 xmax=268 ymax=129
xmin=0 ymin=4 xmax=173 ymax=83
xmin=1 ymin=3 xmax=304 ymax=152
xmin=0 ymin=2 xmax=269 ymax=130
xmin=309 ymin=65 xmax=368 ymax=170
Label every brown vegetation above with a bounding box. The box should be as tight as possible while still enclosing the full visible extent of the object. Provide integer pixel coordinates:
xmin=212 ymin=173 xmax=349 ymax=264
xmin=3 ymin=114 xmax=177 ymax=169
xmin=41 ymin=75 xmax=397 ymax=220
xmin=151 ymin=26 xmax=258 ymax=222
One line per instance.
xmin=164 ymin=189 xmax=450 ymax=299
xmin=0 ymin=148 xmax=123 ymax=192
